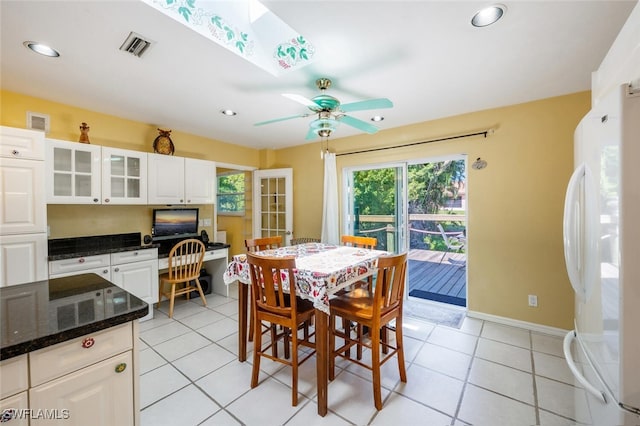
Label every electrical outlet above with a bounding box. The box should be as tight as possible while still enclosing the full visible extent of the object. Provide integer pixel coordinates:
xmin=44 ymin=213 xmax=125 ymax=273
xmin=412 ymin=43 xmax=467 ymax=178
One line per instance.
xmin=528 ymin=294 xmax=538 ymax=307
xmin=203 ymin=218 xmax=211 ymax=226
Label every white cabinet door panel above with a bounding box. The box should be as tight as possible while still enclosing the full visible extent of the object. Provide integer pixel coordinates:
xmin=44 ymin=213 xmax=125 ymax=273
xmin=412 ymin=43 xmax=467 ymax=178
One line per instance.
xmin=0 ymin=125 xmax=44 ymax=160
xmin=147 ymin=153 xmax=184 ymax=204
xmin=185 ymin=158 xmax=215 ymax=204
xmin=0 ymin=233 xmax=48 ymax=287
xmin=29 ymin=351 xmax=134 ymax=425
xmin=0 ymin=157 xmax=46 ymax=234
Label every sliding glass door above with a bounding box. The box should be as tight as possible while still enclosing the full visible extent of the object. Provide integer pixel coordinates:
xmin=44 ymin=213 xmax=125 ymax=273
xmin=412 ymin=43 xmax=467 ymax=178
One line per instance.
xmin=344 ymin=155 xmax=467 ymax=307
xmin=344 ymin=164 xmax=405 ymax=252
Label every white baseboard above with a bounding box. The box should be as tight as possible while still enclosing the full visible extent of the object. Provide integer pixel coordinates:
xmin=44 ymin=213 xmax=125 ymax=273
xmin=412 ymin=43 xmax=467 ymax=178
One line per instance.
xmin=466 ymin=310 xmax=569 ymax=337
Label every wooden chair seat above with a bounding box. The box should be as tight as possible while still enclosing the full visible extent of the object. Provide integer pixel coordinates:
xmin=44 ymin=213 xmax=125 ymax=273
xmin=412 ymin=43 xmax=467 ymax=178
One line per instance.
xmin=329 ymin=252 xmax=408 ymax=410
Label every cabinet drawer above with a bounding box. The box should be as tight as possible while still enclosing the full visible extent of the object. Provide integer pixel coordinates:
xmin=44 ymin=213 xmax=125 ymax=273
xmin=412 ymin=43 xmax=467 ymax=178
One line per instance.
xmin=0 ymin=391 xmax=29 ymax=425
xmin=111 ymin=248 xmax=158 ymax=265
xmin=30 ymin=322 xmax=132 ymax=386
xmin=49 ymin=254 xmax=110 ymax=276
xmin=49 ymin=265 xmax=111 ymax=280
xmin=0 ymin=354 xmax=28 ymax=399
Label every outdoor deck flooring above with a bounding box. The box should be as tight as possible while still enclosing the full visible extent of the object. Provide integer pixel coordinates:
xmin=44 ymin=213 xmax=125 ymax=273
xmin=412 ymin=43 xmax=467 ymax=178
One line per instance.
xmin=408 ymin=248 xmax=467 ymax=306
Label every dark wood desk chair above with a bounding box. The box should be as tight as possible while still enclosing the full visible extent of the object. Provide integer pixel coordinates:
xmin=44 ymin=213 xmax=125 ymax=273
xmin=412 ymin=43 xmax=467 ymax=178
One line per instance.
xmin=328 ymin=252 xmax=408 ymax=410
xmin=157 ymin=238 xmax=207 ymax=318
xmin=246 ymin=253 xmax=316 ymax=406
xmin=245 ymin=236 xmax=283 ymax=344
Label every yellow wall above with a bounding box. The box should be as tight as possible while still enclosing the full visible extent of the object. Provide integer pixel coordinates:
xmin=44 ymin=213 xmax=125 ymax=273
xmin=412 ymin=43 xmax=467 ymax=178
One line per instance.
xmin=1 ymin=90 xmax=259 ymax=255
xmin=278 ymin=92 xmax=590 ymax=329
xmin=1 ymin=89 xmax=590 ymax=329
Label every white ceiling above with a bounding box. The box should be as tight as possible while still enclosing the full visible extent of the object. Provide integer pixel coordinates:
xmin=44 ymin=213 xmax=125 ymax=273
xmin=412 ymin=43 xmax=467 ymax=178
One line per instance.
xmin=1 ymin=1 xmax=636 ymax=150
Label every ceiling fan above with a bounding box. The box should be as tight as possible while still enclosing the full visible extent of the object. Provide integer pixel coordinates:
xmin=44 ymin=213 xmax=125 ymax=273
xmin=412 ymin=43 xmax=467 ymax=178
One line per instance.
xmin=254 ymin=78 xmax=393 ymax=140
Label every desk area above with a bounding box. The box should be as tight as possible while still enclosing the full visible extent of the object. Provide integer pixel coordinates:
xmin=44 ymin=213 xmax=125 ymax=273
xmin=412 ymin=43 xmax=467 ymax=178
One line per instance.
xmin=158 ymin=244 xmax=230 ymax=296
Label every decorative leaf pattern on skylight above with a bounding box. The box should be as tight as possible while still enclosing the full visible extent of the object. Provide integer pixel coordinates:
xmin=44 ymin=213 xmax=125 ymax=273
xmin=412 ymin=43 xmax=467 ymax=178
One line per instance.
xmin=142 ymin=0 xmax=314 ymax=75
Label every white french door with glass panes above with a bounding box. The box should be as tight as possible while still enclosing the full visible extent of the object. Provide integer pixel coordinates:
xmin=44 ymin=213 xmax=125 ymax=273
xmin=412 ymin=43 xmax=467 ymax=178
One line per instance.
xmin=253 ymin=168 xmax=293 ymax=245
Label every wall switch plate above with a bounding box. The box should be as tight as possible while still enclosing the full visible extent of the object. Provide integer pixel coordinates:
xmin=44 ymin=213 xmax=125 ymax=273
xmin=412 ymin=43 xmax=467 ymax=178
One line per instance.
xmin=528 ymin=294 xmax=538 ymax=307
xmin=203 ymin=218 xmax=211 ymax=226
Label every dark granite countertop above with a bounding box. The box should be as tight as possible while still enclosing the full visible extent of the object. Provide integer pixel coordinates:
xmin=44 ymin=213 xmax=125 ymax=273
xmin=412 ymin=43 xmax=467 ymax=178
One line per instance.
xmin=48 ymin=232 xmax=159 ymax=261
xmin=1 ymin=274 xmax=148 ymax=360
xmin=48 ymin=232 xmax=229 ymax=260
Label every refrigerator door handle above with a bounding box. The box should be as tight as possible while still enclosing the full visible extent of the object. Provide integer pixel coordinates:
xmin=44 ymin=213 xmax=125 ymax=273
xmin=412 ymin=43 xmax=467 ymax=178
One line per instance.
xmin=563 ymin=163 xmax=586 ymax=300
xmin=563 ymin=330 xmax=607 ymax=403
xmin=563 ymin=163 xmax=599 ymax=302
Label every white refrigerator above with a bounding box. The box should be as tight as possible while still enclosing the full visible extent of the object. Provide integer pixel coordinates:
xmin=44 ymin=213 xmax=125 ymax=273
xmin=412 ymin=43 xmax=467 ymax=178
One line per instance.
xmin=562 ymin=82 xmax=640 ymax=425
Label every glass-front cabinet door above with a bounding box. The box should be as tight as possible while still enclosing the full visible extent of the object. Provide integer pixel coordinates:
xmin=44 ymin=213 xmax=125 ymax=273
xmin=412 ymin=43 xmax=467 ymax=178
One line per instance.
xmin=101 ymin=147 xmax=147 ymax=204
xmin=45 ymin=139 xmax=101 ymax=204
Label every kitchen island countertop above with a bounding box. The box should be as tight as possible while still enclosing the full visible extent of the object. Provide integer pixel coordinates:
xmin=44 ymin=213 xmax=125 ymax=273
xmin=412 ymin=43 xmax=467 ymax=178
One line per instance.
xmin=0 ymin=273 xmax=148 ymax=360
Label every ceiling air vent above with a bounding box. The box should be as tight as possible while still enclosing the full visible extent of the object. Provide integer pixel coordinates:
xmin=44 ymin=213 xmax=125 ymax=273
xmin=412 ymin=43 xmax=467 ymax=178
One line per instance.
xmin=119 ymin=32 xmax=153 ymax=57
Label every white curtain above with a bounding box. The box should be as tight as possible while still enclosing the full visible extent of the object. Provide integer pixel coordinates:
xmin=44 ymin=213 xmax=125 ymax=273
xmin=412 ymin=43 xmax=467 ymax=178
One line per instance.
xmin=321 ymin=152 xmax=340 ymax=245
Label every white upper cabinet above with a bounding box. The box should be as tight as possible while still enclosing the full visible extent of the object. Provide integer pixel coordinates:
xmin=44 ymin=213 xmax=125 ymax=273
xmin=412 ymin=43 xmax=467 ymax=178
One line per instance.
xmin=0 ymin=125 xmax=44 ymax=160
xmin=46 ymin=139 xmax=102 ymax=204
xmin=185 ymin=157 xmax=216 ymax=205
xmin=101 ymin=147 xmax=147 ymax=205
xmin=148 ymin=154 xmax=215 ymax=205
xmin=46 ymin=140 xmax=148 ymax=204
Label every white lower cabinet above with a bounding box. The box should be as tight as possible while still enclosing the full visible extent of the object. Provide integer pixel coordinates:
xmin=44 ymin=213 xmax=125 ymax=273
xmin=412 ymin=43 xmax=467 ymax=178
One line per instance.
xmin=0 ymin=322 xmax=140 ymax=425
xmin=30 ymin=351 xmax=133 ymax=425
xmin=0 ymin=355 xmax=28 ymax=425
xmin=110 ymin=249 xmax=158 ymax=322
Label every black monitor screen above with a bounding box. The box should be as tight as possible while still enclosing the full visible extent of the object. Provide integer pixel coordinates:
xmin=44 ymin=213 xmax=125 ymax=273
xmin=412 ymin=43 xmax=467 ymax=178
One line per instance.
xmin=152 ymin=208 xmax=199 ymax=241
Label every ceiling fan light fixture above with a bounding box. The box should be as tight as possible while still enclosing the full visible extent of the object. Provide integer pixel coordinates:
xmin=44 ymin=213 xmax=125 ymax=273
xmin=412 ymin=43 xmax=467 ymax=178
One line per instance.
xmin=371 ymin=115 xmax=384 ymax=122
xmin=23 ymin=41 xmax=60 ymax=57
xmin=471 ymin=4 xmax=506 ymax=27
xmin=220 ymin=109 xmax=237 ymax=116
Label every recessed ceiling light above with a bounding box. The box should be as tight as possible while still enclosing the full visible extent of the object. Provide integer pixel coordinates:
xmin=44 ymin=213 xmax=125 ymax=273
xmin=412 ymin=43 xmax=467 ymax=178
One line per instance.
xmin=471 ymin=4 xmax=506 ymax=27
xmin=23 ymin=41 xmax=60 ymax=57
xmin=220 ymin=109 xmax=237 ymax=116
xmin=371 ymin=116 xmax=384 ymax=122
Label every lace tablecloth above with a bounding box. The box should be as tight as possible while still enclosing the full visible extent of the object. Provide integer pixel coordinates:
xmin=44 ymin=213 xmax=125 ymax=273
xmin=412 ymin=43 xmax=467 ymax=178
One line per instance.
xmin=223 ymin=243 xmax=387 ymax=314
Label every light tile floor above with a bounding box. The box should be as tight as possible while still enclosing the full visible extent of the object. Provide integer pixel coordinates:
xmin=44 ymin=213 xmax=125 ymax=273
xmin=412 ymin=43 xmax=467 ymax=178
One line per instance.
xmin=138 ymin=293 xmax=589 ymax=426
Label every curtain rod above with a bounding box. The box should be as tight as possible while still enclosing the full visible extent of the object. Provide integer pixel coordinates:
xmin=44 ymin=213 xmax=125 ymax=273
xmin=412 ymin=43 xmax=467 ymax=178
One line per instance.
xmin=335 ymin=129 xmax=493 ymax=157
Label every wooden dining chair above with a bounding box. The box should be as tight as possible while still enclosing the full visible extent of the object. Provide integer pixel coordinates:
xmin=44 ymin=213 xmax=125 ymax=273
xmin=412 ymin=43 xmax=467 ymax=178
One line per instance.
xmin=157 ymin=238 xmax=207 ymax=318
xmin=246 ymin=253 xmax=316 ymax=406
xmin=339 ymin=235 xmax=379 ymax=358
xmin=245 ymin=236 xmax=283 ymax=343
xmin=328 ymin=252 xmax=408 ymax=410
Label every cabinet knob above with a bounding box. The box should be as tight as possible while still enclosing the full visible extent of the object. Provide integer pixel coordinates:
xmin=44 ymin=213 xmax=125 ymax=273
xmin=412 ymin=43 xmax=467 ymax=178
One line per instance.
xmin=115 ymin=363 xmax=127 ymax=373
xmin=103 ymin=269 xmax=109 ymax=274
xmin=93 ymin=198 xmax=99 ymax=203
xmin=78 ymin=258 xmax=85 ymax=263
xmin=81 ymin=337 xmax=95 ymax=349
xmin=133 ymin=252 xmax=138 ymax=256
xmin=11 ymin=149 xmax=19 ymax=156
xmin=114 ymin=267 xmax=120 ymax=272
xmin=180 ymin=199 xmax=184 ymax=203
xmin=104 ymin=198 xmax=110 ymax=203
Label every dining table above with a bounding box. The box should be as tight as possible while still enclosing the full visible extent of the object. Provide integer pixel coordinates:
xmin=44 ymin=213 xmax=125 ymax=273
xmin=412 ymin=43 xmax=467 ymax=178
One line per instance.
xmin=223 ymin=242 xmax=388 ymax=416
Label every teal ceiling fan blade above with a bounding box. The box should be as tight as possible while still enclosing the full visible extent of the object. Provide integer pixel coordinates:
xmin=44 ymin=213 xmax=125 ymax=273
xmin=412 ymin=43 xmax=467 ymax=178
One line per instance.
xmin=338 ymin=115 xmax=380 ymax=134
xmin=340 ymin=98 xmax=393 ymax=113
xmin=305 ymin=127 xmax=317 ymax=140
xmin=282 ymin=93 xmax=317 ymax=108
xmin=254 ymin=114 xmax=309 ymax=126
